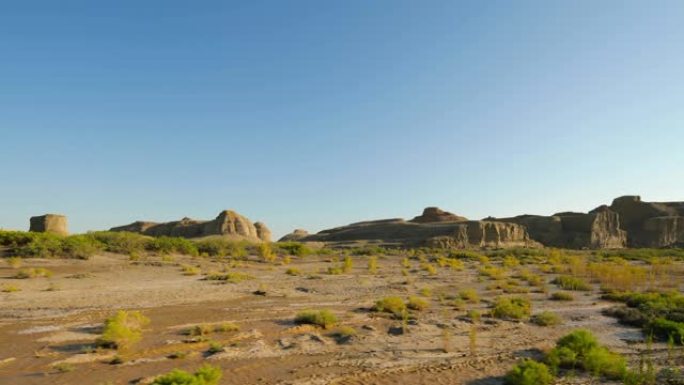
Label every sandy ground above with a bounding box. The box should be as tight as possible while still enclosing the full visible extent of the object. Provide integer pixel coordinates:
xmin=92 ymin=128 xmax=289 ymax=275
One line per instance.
xmin=0 ymin=253 xmax=675 ymax=385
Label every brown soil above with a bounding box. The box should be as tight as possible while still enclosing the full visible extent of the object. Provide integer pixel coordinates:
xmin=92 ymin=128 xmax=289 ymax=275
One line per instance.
xmin=0 ymin=253 xmax=674 ymax=385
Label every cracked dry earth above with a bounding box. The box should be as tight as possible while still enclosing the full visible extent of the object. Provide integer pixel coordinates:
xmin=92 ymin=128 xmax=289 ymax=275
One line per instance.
xmin=0 ymin=253 xmax=668 ymax=385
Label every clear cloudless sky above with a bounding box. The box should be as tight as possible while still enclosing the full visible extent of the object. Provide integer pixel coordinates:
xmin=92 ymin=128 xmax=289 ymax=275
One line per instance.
xmin=1 ymin=0 xmax=683 ymax=238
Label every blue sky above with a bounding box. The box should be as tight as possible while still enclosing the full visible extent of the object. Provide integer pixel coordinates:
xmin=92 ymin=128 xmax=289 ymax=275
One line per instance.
xmin=1 ymin=1 xmax=683 ymax=238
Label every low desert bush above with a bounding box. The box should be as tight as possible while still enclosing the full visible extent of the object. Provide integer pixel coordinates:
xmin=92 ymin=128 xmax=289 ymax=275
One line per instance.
xmin=184 ymin=322 xmax=239 ymax=337
xmin=546 ymin=329 xmax=626 ymax=379
xmin=552 ymin=275 xmax=592 ymax=291
xmin=88 ymin=231 xmax=149 ymax=254
xmin=368 ymin=256 xmax=378 ymax=274
xmin=147 ymin=236 xmax=198 ymax=256
xmin=276 ymin=242 xmax=311 ymax=257
xmin=97 ymin=310 xmax=150 ymax=350
xmin=603 ymin=291 xmax=684 ymax=343
xmin=373 ymin=296 xmax=407 ymax=317
xmin=285 ymin=268 xmax=301 ymax=276
xmin=1 ymin=284 xmax=20 ymax=293
xmin=504 ymin=359 xmax=553 ymax=385
xmin=14 ymin=267 xmax=52 ymax=279
xmin=491 ymin=296 xmax=531 ymax=320
xmin=151 ymin=364 xmax=222 ymax=385
xmin=6 ymin=256 xmax=22 ymax=268
xmin=550 ymin=291 xmax=574 ymax=301
xmin=459 ymin=288 xmax=479 ymax=303
xmin=181 ymin=264 xmax=200 ymax=276
xmin=342 ymin=256 xmax=353 ymax=273
xmin=294 ymin=309 xmax=338 ymax=329
xmin=531 ymin=311 xmax=563 ymax=327
xmin=204 ymin=272 xmax=254 ymax=283
xmin=407 ymin=296 xmax=430 ymax=311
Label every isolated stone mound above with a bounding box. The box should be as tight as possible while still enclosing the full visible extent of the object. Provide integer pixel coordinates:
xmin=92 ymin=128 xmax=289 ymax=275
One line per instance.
xmin=254 ymin=222 xmax=272 ymax=243
xmin=110 ymin=210 xmax=270 ymax=242
xmin=279 ymin=229 xmax=310 ymax=242
xmin=410 ymin=207 xmax=467 ymax=223
xmin=29 ymin=214 xmax=68 ymax=235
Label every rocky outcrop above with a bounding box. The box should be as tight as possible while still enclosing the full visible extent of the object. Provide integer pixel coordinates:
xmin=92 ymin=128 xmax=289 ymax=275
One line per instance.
xmin=609 ymin=195 xmax=684 ymax=247
xmin=297 ymin=207 xmax=534 ymax=249
xmin=29 ymin=214 xmax=68 ymax=235
xmin=110 ymin=210 xmax=269 ymax=242
xmin=411 ymin=207 xmax=467 ymax=223
xmin=493 ymin=206 xmax=627 ymax=249
xmin=279 ymin=229 xmax=310 ymax=242
xmin=254 ymin=222 xmax=272 ymax=242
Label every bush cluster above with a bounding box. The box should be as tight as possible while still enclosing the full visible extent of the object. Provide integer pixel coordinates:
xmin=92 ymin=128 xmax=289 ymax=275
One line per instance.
xmin=604 ymin=291 xmax=684 ymax=344
xmin=151 ymin=364 xmax=222 ymax=385
xmin=294 ymin=309 xmax=338 ymax=329
xmin=491 ymin=296 xmax=531 ymax=320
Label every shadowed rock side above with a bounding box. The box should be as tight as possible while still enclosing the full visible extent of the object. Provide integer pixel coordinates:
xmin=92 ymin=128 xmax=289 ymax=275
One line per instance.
xmin=493 ymin=205 xmax=627 ymax=249
xmin=29 ymin=214 xmax=68 ymax=235
xmin=110 ymin=210 xmax=270 ymax=242
xmin=609 ymin=195 xmax=684 ymax=247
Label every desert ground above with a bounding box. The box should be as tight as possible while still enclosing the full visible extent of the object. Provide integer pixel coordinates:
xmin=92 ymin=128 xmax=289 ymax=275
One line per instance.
xmin=0 ymin=248 xmax=682 ymax=385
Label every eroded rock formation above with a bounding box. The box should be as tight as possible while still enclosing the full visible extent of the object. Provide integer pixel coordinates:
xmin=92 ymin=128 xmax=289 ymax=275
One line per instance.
xmin=494 ymin=206 xmax=627 ymax=249
xmin=110 ymin=210 xmax=270 ymax=242
xmin=411 ymin=207 xmax=467 ymax=223
xmin=29 ymin=214 xmax=68 ymax=235
xmin=609 ymin=195 xmax=684 ymax=247
xmin=294 ymin=208 xmax=534 ymax=249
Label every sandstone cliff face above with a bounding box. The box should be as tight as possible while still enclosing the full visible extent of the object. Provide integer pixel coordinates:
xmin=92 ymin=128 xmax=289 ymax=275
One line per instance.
xmin=298 ymin=208 xmax=534 ymax=249
xmin=29 ymin=214 xmax=68 ymax=235
xmin=610 ymin=195 xmax=684 ymax=247
xmin=110 ymin=210 xmax=270 ymax=242
xmin=494 ymin=206 xmax=626 ymax=249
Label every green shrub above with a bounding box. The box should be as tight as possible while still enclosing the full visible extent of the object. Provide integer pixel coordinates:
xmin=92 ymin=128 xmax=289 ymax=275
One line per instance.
xmin=204 ymin=272 xmax=254 ymax=283
xmin=88 ymin=231 xmax=150 ymax=254
xmin=552 ymin=276 xmax=592 ymax=291
xmin=550 ymin=291 xmax=574 ymax=301
xmin=504 ymin=359 xmax=554 ymax=385
xmin=294 ymin=309 xmax=338 ymax=329
xmin=14 ymin=267 xmax=52 ymax=279
xmin=148 ymin=236 xmax=198 ymax=256
xmin=15 ymin=233 xmax=64 ymax=258
xmin=645 ymin=318 xmax=684 ymax=344
xmin=373 ymin=297 xmax=406 ymax=316
xmin=467 ymin=309 xmax=481 ymax=322
xmin=407 ymin=296 xmax=429 ymax=311
xmin=491 ymin=296 xmax=531 ymax=320
xmin=583 ymin=346 xmax=626 ymax=379
xmin=603 ymin=291 xmax=684 ymax=343
xmin=195 ymin=239 xmax=248 ymax=258
xmin=459 ymin=288 xmax=480 ymax=303
xmin=207 ymin=341 xmax=224 ymax=355
xmin=97 ymin=310 xmax=150 ymax=350
xmin=60 ymin=235 xmax=102 ymax=259
xmin=531 ymin=311 xmax=562 ymax=327
xmin=151 ymin=364 xmax=222 ymax=385
xmin=555 ymin=329 xmax=598 ymax=357
xmin=276 ymin=242 xmax=311 ymax=257
xmin=546 ymin=329 xmax=626 ymax=379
